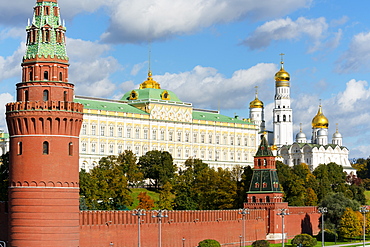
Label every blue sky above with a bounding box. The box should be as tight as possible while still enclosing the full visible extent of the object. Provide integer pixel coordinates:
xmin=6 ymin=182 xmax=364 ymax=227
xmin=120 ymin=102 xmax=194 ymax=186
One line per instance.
xmin=1 ymin=0 xmax=370 ymax=159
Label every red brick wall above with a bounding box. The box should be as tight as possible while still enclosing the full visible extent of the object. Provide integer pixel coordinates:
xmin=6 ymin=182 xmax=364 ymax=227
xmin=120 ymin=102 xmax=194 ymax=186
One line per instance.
xmin=79 ymin=208 xmax=320 ymax=247
xmin=286 ymin=206 xmax=320 ymax=239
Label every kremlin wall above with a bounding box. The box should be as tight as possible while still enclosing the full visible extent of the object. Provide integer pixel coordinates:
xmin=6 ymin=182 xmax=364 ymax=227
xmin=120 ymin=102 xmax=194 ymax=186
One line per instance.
xmin=0 ymin=201 xmax=320 ymax=246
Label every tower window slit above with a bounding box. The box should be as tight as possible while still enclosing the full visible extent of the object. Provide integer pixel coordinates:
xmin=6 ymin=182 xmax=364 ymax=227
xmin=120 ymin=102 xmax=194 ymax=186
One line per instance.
xmin=18 ymin=142 xmax=22 ymax=155
xmin=43 ymin=141 xmax=49 ymax=155
xmin=69 ymin=142 xmax=73 ymax=156
xmin=44 ymin=71 xmax=49 ymax=80
xmin=43 ymin=90 xmax=49 ymax=101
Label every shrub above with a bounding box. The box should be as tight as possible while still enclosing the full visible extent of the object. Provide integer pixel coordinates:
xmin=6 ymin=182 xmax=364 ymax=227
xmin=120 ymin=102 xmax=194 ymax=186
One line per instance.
xmin=252 ymin=240 xmax=270 ymax=247
xmin=292 ymin=234 xmax=317 ymax=247
xmin=198 ymin=239 xmax=221 ymax=247
xmin=316 ymin=229 xmax=338 ymax=242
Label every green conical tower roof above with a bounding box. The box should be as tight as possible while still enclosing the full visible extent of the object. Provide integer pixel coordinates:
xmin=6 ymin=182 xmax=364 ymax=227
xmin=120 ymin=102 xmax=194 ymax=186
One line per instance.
xmin=255 ymin=135 xmax=273 ymax=157
xmin=24 ymin=0 xmax=68 ymax=60
xmin=248 ymin=135 xmax=282 ymax=193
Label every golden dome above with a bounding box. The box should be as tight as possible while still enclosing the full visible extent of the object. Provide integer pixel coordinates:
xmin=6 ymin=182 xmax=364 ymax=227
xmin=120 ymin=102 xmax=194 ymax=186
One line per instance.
xmin=250 ymin=97 xmax=263 ymax=108
xmin=312 ymin=105 xmax=329 ymax=129
xmin=250 ymin=86 xmax=264 ymax=108
xmin=274 ymin=63 xmax=290 ymax=82
xmin=139 ymin=71 xmax=161 ymax=89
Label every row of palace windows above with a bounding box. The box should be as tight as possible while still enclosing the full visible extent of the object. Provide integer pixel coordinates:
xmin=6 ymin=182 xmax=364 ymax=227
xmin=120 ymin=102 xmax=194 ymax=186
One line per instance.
xmin=82 ymin=125 xmax=255 ymax=146
xmin=17 ymin=141 xmax=73 ymax=156
xmin=81 ymin=142 xmax=251 ymax=161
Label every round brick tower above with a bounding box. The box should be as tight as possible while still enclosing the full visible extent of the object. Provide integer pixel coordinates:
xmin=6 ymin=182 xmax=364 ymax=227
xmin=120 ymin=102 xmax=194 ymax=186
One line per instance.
xmin=5 ymin=0 xmax=83 ymax=246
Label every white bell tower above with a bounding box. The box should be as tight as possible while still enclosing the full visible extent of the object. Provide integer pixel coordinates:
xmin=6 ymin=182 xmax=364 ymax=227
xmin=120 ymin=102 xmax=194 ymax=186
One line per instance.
xmin=273 ymin=54 xmax=293 ymax=147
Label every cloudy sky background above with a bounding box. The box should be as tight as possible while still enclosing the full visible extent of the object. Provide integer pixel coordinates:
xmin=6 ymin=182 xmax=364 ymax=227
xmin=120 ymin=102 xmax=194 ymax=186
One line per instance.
xmin=1 ymin=0 xmax=370 ymax=159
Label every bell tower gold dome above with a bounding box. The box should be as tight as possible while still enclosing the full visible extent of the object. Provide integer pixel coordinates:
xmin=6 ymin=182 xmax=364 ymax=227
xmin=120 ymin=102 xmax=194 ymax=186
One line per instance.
xmin=312 ymin=105 xmax=329 ymax=129
xmin=274 ymin=66 xmax=290 ymax=82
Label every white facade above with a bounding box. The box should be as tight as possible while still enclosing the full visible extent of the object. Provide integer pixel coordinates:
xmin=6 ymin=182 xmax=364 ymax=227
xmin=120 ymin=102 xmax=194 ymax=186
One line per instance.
xmin=76 ymin=95 xmax=258 ymax=172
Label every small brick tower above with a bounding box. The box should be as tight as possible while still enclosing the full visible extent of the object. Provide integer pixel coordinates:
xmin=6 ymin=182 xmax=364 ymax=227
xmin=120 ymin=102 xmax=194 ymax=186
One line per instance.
xmin=245 ymin=134 xmax=288 ymax=242
xmin=5 ymin=0 xmax=83 ymax=246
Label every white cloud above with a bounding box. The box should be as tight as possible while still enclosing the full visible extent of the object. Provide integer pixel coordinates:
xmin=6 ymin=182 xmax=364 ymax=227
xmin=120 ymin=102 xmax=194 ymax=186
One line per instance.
xmin=101 ymin=0 xmax=312 ymax=43
xmin=0 ymin=43 xmax=25 ymax=81
xmin=66 ymin=38 xmax=120 ymax=98
xmin=243 ymin=17 xmax=329 ymax=52
xmin=336 ymin=32 xmax=370 ymax=73
xmin=131 ymin=62 xmax=147 ymax=76
xmin=153 ymin=63 xmax=277 ymax=110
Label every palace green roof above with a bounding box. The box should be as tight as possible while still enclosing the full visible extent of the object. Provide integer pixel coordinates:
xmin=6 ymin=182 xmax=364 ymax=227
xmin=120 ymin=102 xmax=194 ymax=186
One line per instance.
xmin=74 ymin=98 xmax=149 ymax=115
xmin=192 ymin=110 xmax=254 ymax=125
xmin=121 ymin=88 xmax=182 ymax=102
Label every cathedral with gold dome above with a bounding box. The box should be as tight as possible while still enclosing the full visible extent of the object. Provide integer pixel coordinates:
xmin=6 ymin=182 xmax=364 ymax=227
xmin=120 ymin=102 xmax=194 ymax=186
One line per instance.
xmin=249 ymin=57 xmax=352 ymax=172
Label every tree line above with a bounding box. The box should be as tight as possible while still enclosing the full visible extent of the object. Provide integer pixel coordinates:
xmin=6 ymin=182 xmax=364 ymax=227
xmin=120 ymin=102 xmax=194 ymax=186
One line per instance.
xmin=78 ymin=150 xmax=366 ymax=212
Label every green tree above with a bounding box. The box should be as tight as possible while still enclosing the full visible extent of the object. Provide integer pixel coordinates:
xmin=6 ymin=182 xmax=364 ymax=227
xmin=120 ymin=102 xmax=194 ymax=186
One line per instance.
xmin=0 ymin=152 xmax=9 ymax=201
xmin=319 ymin=192 xmax=360 ymax=231
xmin=158 ymin=182 xmax=174 ymax=210
xmin=173 ymin=158 xmax=237 ymax=210
xmin=313 ymin=164 xmax=333 ymax=201
xmin=138 ymin=150 xmax=176 ymax=189
xmin=304 ymin=188 xmax=318 ymax=206
xmin=235 ymin=165 xmax=253 ymax=208
xmin=173 ymin=158 xmax=207 ymax=210
xmin=137 ymin=192 xmax=155 ymax=210
xmin=117 ymin=150 xmax=143 ymax=187
xmin=79 ymin=155 xmax=133 ymax=210
xmin=338 ymin=208 xmax=361 ymax=239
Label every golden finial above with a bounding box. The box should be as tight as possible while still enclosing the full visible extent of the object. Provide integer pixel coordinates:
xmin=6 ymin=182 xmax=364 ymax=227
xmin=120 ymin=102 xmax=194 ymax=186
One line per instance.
xmin=300 ymin=123 xmax=303 ymax=132
xmin=336 ymin=123 xmax=339 ymax=133
xmin=148 ymin=42 xmax=152 ymax=74
xmin=279 ymin=53 xmax=285 ymax=66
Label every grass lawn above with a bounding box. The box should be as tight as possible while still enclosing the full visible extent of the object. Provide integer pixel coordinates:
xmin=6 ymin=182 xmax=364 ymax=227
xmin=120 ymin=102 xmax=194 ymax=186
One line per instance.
xmin=128 ymin=188 xmax=160 ymax=210
xmin=364 ymin=191 xmax=370 ymax=205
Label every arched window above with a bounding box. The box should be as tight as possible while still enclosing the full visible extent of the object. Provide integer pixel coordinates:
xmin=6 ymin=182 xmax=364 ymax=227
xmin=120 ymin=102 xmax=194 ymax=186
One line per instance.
xmin=43 ymin=90 xmax=49 ymax=101
xmin=266 ymin=196 xmax=270 ymax=202
xmin=59 ymin=72 xmax=63 ymax=81
xmin=64 ymin=91 xmax=67 ymax=102
xmin=68 ymin=142 xmax=73 ymax=156
xmin=283 ymin=115 xmax=286 ymax=122
xmin=43 ymin=141 xmax=49 ymax=155
xmin=29 ymin=70 xmax=33 ymax=81
xmin=24 ymin=90 xmax=29 ymax=102
xmin=44 ymin=71 xmax=49 ymax=80
xmin=277 ymin=115 xmax=280 ymax=122
xmin=252 ymin=196 xmax=256 ymax=203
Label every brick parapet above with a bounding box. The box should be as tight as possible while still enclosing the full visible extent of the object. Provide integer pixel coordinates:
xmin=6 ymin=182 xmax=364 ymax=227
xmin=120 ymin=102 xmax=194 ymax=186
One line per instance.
xmin=6 ymin=101 xmax=83 ymax=113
